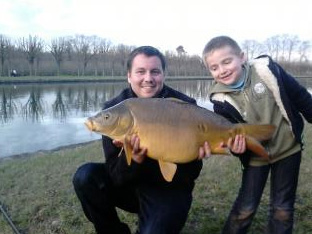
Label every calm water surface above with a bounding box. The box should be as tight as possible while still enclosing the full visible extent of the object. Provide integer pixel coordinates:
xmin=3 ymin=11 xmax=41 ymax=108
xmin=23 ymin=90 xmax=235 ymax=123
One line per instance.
xmin=2 ymin=78 xmax=312 ymax=158
xmin=0 ymin=80 xmax=213 ymax=158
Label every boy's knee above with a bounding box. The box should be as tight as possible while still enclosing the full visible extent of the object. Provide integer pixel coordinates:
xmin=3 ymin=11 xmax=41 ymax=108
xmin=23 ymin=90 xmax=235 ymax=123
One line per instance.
xmin=236 ymin=209 xmax=254 ymax=221
xmin=273 ymin=208 xmax=291 ymax=222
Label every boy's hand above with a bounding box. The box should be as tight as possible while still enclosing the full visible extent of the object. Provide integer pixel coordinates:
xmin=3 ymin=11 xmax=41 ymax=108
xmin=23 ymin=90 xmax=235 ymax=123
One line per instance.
xmin=227 ymin=134 xmax=246 ymax=154
xmin=197 ymin=134 xmax=246 ymax=160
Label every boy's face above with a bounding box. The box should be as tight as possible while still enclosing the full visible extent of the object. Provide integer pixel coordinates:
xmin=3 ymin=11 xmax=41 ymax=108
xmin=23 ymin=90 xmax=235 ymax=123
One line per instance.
xmin=127 ymin=54 xmax=165 ymax=98
xmin=205 ymin=46 xmax=246 ymax=86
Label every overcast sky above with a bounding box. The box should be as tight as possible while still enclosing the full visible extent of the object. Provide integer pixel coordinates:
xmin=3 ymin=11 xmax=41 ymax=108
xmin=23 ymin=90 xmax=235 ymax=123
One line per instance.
xmin=0 ymin=0 xmax=311 ymax=56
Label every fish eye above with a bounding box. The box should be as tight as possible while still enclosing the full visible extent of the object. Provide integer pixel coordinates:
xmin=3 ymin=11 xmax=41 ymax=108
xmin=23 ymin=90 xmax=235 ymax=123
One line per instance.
xmin=103 ymin=113 xmax=110 ymax=120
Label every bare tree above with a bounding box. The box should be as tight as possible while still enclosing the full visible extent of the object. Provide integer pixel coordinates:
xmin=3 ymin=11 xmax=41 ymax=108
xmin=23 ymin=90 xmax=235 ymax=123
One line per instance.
xmin=279 ymin=34 xmax=289 ymax=61
xmin=107 ymin=47 xmax=117 ymax=76
xmin=165 ymin=50 xmax=178 ymax=76
xmin=175 ymin=46 xmax=187 ymax=75
xmin=285 ymin=35 xmax=299 ymax=62
xmin=88 ymin=36 xmax=112 ymax=76
xmin=0 ymin=35 xmax=12 ymax=76
xmin=70 ymin=35 xmax=97 ymax=76
xmin=298 ymin=40 xmax=310 ymax=62
xmin=176 ymin=45 xmax=186 ymax=57
xmin=50 ymin=37 xmax=67 ymax=76
xmin=0 ymin=32 xmax=310 ymax=76
xmin=241 ymin=40 xmax=263 ymax=60
xmin=19 ymin=35 xmax=44 ymax=76
xmin=278 ymin=34 xmax=300 ymax=62
xmin=114 ymin=44 xmax=134 ymax=75
xmin=264 ymin=35 xmax=281 ymax=61
xmin=65 ymin=38 xmax=73 ymax=61
xmin=98 ymin=38 xmax=112 ymax=76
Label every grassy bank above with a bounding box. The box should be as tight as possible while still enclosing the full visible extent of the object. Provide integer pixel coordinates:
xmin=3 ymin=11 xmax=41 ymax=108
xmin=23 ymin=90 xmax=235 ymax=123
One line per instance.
xmin=1 ymin=126 xmax=312 ymax=234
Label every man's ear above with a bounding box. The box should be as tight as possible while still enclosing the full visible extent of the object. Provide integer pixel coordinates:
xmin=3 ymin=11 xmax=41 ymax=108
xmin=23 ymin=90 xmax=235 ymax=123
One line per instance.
xmin=241 ymin=52 xmax=247 ymax=62
xmin=127 ymin=72 xmax=131 ymax=83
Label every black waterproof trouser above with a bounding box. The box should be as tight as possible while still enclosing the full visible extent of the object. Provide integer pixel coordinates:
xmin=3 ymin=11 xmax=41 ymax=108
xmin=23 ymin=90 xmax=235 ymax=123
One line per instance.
xmin=73 ymin=163 xmax=193 ymax=234
xmin=222 ymin=152 xmax=301 ymax=234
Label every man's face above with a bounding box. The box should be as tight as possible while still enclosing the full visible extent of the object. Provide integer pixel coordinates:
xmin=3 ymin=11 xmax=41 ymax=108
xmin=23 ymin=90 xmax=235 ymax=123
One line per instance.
xmin=205 ymin=46 xmax=246 ymax=86
xmin=127 ymin=54 xmax=165 ymax=98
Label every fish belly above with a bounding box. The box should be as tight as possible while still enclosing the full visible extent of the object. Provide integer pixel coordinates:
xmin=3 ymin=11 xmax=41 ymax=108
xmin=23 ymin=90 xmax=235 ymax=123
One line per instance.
xmin=137 ymin=123 xmax=223 ymax=163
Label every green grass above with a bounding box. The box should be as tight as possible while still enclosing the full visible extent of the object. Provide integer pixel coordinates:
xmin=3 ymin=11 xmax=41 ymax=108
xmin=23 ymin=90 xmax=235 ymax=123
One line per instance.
xmin=1 ymin=126 xmax=312 ymax=234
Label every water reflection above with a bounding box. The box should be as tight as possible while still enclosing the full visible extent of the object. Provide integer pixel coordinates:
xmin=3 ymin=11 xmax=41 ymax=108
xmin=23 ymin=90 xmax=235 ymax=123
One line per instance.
xmin=2 ymin=78 xmax=310 ymax=158
xmin=52 ymin=89 xmax=68 ymax=121
xmin=0 ymin=80 xmax=212 ymax=157
xmin=0 ymin=88 xmax=18 ymax=123
xmin=0 ymin=83 xmax=128 ymax=124
xmin=22 ymin=87 xmax=45 ymax=122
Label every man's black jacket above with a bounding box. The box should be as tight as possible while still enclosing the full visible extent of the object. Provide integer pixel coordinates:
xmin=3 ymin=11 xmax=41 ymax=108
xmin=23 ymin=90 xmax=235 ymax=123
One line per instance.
xmin=102 ymin=85 xmax=203 ymax=188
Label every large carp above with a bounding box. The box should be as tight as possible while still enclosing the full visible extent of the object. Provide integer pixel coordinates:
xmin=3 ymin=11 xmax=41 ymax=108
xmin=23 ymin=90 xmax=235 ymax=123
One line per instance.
xmin=85 ymin=98 xmax=276 ymax=182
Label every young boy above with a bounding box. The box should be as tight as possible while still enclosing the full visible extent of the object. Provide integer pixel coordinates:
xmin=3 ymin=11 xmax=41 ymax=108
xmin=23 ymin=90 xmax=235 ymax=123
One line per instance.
xmin=202 ymin=36 xmax=312 ymax=234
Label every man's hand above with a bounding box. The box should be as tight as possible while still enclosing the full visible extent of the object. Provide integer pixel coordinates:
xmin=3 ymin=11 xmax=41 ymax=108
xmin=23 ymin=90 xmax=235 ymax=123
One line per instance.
xmin=112 ymin=139 xmax=123 ymax=148
xmin=112 ymin=135 xmax=147 ymax=164
xmin=130 ymin=135 xmax=147 ymax=164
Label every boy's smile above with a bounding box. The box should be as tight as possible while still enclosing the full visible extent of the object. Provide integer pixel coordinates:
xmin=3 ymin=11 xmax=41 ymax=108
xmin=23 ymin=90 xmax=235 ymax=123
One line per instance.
xmin=205 ymin=45 xmax=246 ymax=86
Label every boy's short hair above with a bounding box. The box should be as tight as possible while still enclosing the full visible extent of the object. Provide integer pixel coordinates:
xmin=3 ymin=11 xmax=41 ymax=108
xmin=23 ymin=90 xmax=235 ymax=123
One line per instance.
xmin=127 ymin=46 xmax=166 ymax=72
xmin=202 ymin=36 xmax=242 ymax=66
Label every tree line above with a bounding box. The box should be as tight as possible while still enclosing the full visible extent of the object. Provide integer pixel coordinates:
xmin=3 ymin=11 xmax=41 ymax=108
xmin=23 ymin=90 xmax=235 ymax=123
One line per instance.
xmin=0 ymin=34 xmax=311 ymax=77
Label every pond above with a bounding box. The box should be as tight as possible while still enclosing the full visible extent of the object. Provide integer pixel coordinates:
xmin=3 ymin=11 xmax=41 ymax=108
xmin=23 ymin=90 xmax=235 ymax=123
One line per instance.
xmin=0 ymin=80 xmax=213 ymax=158
xmin=2 ymin=78 xmax=312 ymax=159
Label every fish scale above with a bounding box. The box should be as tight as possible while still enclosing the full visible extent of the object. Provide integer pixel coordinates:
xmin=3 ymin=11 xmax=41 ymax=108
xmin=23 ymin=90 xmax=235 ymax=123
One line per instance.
xmin=85 ymin=98 xmax=276 ymax=182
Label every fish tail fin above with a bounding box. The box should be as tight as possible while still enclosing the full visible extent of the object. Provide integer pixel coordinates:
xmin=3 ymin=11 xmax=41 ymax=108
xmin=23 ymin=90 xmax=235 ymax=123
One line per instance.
xmin=245 ymin=136 xmax=269 ymax=159
xmin=240 ymin=124 xmax=276 ymax=141
xmin=233 ymin=124 xmax=276 ymax=158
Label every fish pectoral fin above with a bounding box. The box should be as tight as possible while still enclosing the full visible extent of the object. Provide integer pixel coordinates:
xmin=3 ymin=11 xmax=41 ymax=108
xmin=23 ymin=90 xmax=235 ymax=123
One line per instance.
xmin=123 ymin=139 xmax=133 ymax=166
xmin=117 ymin=147 xmax=124 ymax=157
xmin=158 ymin=160 xmax=177 ymax=182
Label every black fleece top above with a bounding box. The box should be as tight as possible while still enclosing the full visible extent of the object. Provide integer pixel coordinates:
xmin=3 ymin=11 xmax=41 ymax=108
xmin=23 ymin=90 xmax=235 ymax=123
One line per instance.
xmin=102 ymin=85 xmax=203 ymax=188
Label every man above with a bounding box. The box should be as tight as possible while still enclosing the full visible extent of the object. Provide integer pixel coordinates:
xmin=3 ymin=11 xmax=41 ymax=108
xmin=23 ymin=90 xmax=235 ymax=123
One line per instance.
xmin=73 ymin=46 xmax=204 ymax=234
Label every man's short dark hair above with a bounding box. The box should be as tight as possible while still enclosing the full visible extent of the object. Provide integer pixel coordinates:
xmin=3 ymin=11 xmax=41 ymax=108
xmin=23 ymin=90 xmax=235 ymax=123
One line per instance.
xmin=127 ymin=46 xmax=166 ymax=72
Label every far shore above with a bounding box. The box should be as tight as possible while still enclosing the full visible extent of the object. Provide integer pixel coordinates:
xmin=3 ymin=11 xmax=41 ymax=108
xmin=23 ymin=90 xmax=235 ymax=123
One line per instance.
xmin=1 ymin=75 xmax=311 ymax=85
xmin=0 ymin=75 xmax=213 ymax=85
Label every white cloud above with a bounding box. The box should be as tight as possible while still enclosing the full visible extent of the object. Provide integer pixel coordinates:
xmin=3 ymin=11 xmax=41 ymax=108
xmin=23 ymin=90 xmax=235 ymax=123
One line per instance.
xmin=0 ymin=0 xmax=311 ymax=55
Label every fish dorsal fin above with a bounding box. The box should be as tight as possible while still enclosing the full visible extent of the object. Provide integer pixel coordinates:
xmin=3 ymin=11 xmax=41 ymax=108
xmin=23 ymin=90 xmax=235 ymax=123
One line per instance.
xmin=165 ymin=97 xmax=188 ymax=104
xmin=158 ymin=160 xmax=177 ymax=182
xmin=123 ymin=137 xmax=133 ymax=165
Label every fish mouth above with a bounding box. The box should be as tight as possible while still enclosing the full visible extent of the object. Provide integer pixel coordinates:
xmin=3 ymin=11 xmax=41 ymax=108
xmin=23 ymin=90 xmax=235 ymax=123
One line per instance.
xmin=84 ymin=119 xmax=94 ymax=131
